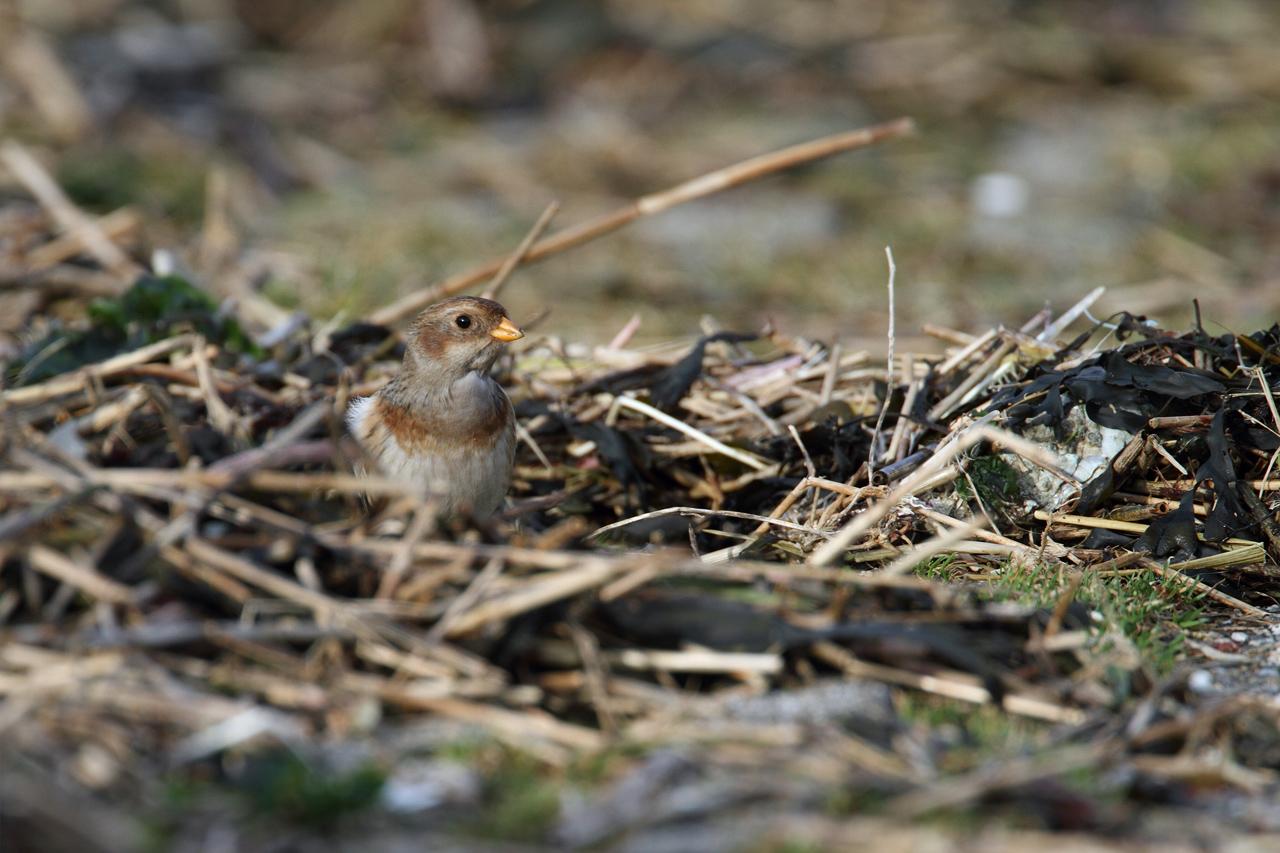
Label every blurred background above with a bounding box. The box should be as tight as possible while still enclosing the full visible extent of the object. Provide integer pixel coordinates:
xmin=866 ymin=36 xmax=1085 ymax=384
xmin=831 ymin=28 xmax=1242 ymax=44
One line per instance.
xmin=2 ymin=0 xmax=1278 ymax=348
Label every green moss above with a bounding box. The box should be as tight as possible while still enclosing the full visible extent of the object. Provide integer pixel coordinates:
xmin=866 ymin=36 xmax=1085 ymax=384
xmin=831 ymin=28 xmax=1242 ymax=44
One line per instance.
xmin=956 ymin=455 xmax=1024 ymax=508
xmin=822 ymin=784 xmax=895 ymax=818
xmin=435 ymin=741 xmax=564 ymax=842
xmin=437 ymin=736 xmax=494 ymax=764
xmin=9 ymin=274 xmax=260 ymax=386
xmin=895 ymin=694 xmax=1050 ymax=773
xmin=565 ymin=743 xmax=648 ymax=788
xmin=260 ymin=278 xmax=303 ymax=310
xmin=57 ymin=146 xmax=206 ymax=224
xmin=147 ymin=751 xmax=385 ymax=845
xmin=237 ymin=751 xmax=385 ymax=826
xmin=471 ymin=748 xmax=561 ymax=842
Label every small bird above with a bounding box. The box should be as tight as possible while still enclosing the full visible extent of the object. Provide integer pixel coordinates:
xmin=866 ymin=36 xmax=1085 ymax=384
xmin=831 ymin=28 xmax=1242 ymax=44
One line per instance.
xmin=346 ymin=296 xmax=524 ymax=517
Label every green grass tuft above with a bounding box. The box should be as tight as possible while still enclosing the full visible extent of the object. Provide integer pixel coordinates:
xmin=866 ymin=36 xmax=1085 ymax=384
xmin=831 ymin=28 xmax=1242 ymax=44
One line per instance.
xmin=973 ymin=559 xmax=1208 ymax=676
xmin=238 ymin=751 xmax=386 ymax=826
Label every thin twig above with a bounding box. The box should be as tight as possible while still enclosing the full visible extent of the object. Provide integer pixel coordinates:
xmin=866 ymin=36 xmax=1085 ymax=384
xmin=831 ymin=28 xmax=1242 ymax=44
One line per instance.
xmin=612 ymin=393 xmax=773 ymax=471
xmin=0 ymin=141 xmax=141 ymax=277
xmin=868 ymin=245 xmax=897 ymax=477
xmin=369 ymin=118 xmax=914 ymax=325
xmin=481 ymin=200 xmax=560 ymax=300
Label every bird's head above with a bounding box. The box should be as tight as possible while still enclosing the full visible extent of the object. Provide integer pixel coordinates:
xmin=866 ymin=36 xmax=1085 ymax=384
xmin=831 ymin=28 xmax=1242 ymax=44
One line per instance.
xmin=404 ymin=295 xmax=524 ymax=380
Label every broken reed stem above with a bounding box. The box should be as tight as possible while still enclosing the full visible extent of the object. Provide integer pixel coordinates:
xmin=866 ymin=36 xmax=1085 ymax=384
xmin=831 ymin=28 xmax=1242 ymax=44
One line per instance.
xmin=0 ymin=467 xmax=419 ymax=499
xmin=27 ymin=207 xmax=141 ymax=271
xmin=1 ymin=334 xmax=196 ymax=405
xmin=936 ymin=327 xmax=996 ymax=376
xmin=481 ymin=200 xmax=560 ymax=300
xmin=868 ymin=245 xmax=897 ymax=477
xmin=914 ymin=504 xmax=1068 ymax=558
xmin=368 ymin=118 xmax=915 ymax=325
xmin=26 ymin=545 xmax=134 ymax=605
xmin=0 ymin=32 xmax=93 ymax=142
xmin=425 ymin=557 xmax=505 ymax=642
xmin=1032 ymin=510 xmax=1260 ymax=549
xmin=887 ymin=742 xmax=1109 ymax=819
xmin=612 ymin=393 xmax=773 ymax=471
xmin=811 ymin=641 xmax=1085 ymax=725
xmin=609 ymin=648 xmax=782 ymax=675
xmin=590 ymin=506 xmax=826 ymax=542
xmin=1140 ymin=559 xmax=1268 ymax=618
xmin=880 ymin=519 xmax=985 ymax=576
xmin=0 ymin=140 xmax=141 ymax=277
xmin=185 ymin=537 xmax=339 ymax=619
xmin=440 ymin=555 xmax=662 ymax=638
xmin=1037 ymin=286 xmax=1106 ymax=343
xmin=886 ymin=355 xmax=919 ymax=463
xmin=929 ymin=338 xmax=1016 ymax=421
xmin=810 ymin=423 xmax=1074 ymax=567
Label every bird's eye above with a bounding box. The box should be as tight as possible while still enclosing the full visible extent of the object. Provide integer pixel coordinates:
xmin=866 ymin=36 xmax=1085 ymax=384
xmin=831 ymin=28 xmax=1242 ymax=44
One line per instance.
xmin=455 ymin=314 xmax=472 ymax=329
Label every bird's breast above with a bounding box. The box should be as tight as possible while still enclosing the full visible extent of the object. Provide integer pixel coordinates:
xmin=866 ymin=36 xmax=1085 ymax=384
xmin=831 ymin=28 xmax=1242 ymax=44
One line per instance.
xmin=376 ymin=387 xmax=510 ymax=454
xmin=347 ymin=380 xmax=515 ymax=516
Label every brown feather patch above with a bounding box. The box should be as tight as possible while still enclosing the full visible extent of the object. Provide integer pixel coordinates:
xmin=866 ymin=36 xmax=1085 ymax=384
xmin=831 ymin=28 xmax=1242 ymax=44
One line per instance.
xmin=374 ymin=393 xmax=511 ymax=454
xmin=413 ymin=325 xmax=449 ymax=361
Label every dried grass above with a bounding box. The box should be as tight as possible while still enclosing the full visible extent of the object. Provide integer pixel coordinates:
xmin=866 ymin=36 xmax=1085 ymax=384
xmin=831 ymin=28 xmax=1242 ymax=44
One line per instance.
xmin=3 ymin=124 xmax=1280 ymax=846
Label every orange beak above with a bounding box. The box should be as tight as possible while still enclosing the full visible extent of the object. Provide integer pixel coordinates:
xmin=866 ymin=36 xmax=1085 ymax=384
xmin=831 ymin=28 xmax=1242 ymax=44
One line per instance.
xmin=489 ymin=316 xmax=524 ymax=343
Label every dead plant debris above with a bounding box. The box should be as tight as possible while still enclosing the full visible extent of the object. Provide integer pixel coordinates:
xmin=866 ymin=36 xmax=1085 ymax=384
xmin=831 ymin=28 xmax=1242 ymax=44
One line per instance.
xmin=3 ymin=137 xmax=1280 ymax=849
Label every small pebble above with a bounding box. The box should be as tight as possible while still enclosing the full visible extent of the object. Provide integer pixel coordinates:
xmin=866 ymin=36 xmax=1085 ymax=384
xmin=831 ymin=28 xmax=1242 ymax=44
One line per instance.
xmin=1230 ymin=631 xmax=1249 ymax=644
xmin=1187 ymin=669 xmax=1214 ymax=694
xmin=380 ymin=760 xmax=480 ymax=814
xmin=971 ymin=172 xmax=1030 ymax=218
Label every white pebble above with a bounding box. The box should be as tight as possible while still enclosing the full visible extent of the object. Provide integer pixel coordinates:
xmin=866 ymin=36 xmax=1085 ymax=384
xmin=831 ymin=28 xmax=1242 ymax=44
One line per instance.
xmin=1187 ymin=670 xmax=1214 ymax=694
xmin=1230 ymin=632 xmax=1249 ymax=644
xmin=970 ymin=172 xmax=1030 ymax=219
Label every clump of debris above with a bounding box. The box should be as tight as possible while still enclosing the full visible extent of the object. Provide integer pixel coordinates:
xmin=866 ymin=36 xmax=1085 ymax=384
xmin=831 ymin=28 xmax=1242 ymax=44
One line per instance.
xmin=3 ymin=138 xmax=1280 ymax=850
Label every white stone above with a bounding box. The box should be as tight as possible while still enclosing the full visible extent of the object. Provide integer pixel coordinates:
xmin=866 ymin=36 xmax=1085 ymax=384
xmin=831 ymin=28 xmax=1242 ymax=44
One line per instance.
xmin=971 ymin=172 xmax=1030 ymax=219
xmin=1187 ymin=669 xmax=1214 ymax=694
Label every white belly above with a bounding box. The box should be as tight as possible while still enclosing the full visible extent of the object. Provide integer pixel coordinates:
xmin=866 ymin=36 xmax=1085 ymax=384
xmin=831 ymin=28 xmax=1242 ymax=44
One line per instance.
xmin=346 ymin=393 xmax=514 ymax=517
xmin=375 ymin=429 xmax=514 ymax=517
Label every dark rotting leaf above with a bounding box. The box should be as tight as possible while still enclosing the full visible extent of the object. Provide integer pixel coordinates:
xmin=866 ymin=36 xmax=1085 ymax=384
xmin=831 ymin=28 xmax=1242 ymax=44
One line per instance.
xmin=293 ymin=352 xmax=344 ymax=385
xmin=569 ymin=420 xmax=652 ymax=504
xmin=1198 ymin=408 xmax=1251 ymax=542
xmin=1075 ymin=460 xmax=1117 ymax=515
xmin=1083 ymin=399 xmax=1150 ymax=432
xmin=879 ymin=449 xmax=930 ymax=482
xmin=1112 ymin=312 xmax=1158 ymax=341
xmin=1133 ymin=489 xmax=1199 ymax=562
xmin=599 ymin=591 xmax=1011 ymax=701
xmin=1023 ymin=383 xmax=1067 ymax=432
xmin=1238 ymin=483 xmax=1280 ymax=557
xmin=599 ymin=593 xmax=793 ymax=651
xmin=1081 ymin=528 xmax=1136 ymax=550
xmin=1100 ymin=352 xmax=1224 ymax=399
xmin=648 ymin=330 xmax=758 ymax=411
